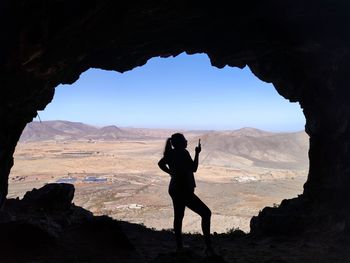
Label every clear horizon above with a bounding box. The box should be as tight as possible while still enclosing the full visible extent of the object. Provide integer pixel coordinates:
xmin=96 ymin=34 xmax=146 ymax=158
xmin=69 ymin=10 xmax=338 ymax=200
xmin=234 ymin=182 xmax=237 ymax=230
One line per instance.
xmin=34 ymin=53 xmax=305 ymax=132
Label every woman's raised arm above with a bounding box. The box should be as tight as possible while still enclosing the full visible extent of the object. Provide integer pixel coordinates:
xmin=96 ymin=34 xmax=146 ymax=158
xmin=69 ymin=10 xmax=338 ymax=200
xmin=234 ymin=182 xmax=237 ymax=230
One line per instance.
xmin=193 ymin=139 xmax=201 ymax=172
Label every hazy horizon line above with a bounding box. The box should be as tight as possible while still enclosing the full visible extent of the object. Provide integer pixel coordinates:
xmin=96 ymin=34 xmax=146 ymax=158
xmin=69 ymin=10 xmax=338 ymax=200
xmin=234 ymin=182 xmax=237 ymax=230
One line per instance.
xmin=31 ymin=118 xmax=305 ymax=133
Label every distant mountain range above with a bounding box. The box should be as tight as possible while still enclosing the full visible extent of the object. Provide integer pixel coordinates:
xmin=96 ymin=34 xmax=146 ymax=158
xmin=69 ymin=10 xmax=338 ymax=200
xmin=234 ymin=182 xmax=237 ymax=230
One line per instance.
xmin=19 ymin=120 xmax=207 ymax=142
xmin=188 ymin=129 xmax=309 ymax=170
xmin=20 ymin=120 xmax=309 ymax=170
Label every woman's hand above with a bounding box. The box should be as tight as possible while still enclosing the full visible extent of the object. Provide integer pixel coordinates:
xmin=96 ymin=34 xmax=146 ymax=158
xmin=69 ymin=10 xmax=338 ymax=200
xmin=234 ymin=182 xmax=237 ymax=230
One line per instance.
xmin=193 ymin=139 xmax=201 ymax=172
xmin=195 ymin=139 xmax=201 ymax=154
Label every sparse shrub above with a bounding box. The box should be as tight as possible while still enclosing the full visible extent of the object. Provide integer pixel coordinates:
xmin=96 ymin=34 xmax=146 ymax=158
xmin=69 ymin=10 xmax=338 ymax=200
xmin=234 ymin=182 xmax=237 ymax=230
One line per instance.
xmin=161 ymin=228 xmax=173 ymax=233
xmin=225 ymin=227 xmax=246 ymax=238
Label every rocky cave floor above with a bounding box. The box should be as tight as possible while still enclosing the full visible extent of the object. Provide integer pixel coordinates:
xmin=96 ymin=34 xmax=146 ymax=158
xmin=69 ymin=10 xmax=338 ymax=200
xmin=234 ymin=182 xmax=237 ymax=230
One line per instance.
xmin=1 ymin=183 xmax=350 ymax=263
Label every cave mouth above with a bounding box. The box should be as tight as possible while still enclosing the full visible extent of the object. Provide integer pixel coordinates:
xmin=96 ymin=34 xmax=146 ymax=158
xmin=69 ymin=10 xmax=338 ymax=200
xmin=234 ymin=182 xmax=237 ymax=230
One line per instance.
xmin=34 ymin=53 xmax=306 ymax=131
xmin=2 ymin=0 xmax=350 ymax=245
xmin=10 ymin=53 xmax=307 ymax=233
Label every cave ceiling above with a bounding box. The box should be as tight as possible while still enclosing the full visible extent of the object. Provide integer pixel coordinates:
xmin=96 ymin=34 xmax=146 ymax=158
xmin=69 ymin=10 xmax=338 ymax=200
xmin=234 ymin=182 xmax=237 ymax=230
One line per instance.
xmin=1 ymin=0 xmax=350 ymax=206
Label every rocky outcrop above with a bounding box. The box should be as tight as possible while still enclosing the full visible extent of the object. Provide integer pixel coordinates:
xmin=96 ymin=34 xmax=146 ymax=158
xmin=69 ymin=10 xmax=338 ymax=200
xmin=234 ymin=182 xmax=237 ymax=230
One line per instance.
xmin=4 ymin=184 xmax=350 ymax=262
xmin=22 ymin=183 xmax=74 ymax=211
xmin=2 ymin=0 xmax=350 ymax=231
xmin=1 ymin=183 xmax=135 ymax=262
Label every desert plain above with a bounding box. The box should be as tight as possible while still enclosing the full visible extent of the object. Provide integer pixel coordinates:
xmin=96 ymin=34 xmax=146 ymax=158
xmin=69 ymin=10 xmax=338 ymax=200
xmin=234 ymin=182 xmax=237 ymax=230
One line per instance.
xmin=8 ymin=121 xmax=308 ymax=233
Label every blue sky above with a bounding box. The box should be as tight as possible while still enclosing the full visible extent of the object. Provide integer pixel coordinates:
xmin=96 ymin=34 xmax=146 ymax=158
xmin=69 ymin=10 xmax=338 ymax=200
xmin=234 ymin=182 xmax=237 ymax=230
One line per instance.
xmin=35 ymin=53 xmax=305 ymax=131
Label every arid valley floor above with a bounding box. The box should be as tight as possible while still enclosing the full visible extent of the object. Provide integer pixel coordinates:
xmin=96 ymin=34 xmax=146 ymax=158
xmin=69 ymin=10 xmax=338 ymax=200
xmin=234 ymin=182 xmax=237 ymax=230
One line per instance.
xmin=8 ymin=121 xmax=308 ymax=233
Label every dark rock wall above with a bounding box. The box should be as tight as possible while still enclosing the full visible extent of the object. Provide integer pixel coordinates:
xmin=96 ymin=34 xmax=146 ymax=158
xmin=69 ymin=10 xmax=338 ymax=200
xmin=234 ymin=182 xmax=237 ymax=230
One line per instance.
xmin=2 ymin=0 xmax=350 ymax=215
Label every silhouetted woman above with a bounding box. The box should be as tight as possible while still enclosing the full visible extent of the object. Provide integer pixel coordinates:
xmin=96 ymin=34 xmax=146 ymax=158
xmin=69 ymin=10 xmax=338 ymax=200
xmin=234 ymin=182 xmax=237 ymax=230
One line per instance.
xmin=158 ymin=133 xmax=213 ymax=253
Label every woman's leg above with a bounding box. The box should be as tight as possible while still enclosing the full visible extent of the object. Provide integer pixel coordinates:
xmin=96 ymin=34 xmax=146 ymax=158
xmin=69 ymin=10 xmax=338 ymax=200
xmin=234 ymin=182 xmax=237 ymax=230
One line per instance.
xmin=186 ymin=193 xmax=212 ymax=248
xmin=171 ymin=193 xmax=186 ymax=248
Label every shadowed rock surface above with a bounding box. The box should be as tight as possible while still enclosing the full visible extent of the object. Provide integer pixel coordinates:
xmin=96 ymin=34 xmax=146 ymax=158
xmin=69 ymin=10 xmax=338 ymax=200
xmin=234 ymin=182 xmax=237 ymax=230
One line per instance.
xmin=1 ymin=183 xmax=350 ymax=263
xmin=2 ymin=0 xmax=350 ymax=259
xmin=0 ymin=184 xmax=136 ymax=263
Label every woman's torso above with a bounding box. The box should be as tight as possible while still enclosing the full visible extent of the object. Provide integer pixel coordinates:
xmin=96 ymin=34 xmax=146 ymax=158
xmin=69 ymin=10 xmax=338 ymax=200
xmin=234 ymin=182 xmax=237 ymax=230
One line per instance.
xmin=166 ymin=148 xmax=196 ymax=193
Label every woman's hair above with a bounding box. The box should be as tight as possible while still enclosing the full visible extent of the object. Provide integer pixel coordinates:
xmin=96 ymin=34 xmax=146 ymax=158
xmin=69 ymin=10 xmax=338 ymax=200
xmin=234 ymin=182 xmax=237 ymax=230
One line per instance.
xmin=163 ymin=137 xmax=173 ymax=158
xmin=170 ymin=133 xmax=185 ymax=149
xmin=163 ymin=133 xmax=185 ymax=157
